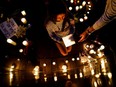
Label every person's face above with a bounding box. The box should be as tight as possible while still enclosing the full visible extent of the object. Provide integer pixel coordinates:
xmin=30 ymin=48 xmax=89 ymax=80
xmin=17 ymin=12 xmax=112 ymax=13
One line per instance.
xmin=56 ymin=13 xmax=65 ymax=22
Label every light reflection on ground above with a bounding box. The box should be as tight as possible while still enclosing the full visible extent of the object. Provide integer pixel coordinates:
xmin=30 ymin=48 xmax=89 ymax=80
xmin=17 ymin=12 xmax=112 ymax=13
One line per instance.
xmin=0 ymin=40 xmax=115 ymax=87
xmin=0 ymin=57 xmax=114 ymax=87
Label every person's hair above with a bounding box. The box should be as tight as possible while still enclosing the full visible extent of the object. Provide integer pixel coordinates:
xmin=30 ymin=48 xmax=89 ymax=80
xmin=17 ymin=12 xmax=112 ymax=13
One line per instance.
xmin=44 ymin=0 xmax=74 ymax=31
xmin=45 ymin=1 xmax=67 ymax=25
xmin=45 ymin=0 xmax=68 ymax=22
xmin=49 ymin=0 xmax=67 ymax=16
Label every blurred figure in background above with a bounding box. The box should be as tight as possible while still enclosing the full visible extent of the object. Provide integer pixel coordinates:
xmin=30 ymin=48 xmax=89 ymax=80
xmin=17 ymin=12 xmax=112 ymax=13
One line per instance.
xmin=65 ymin=80 xmax=77 ymax=87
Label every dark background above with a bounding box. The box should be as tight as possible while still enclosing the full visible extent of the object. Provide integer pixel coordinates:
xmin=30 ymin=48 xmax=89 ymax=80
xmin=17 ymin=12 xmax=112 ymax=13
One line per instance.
xmin=0 ymin=0 xmax=115 ymax=63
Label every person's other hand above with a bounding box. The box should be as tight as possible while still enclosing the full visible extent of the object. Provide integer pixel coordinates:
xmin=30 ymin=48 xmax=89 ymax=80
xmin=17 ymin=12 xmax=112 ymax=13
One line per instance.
xmin=78 ymin=26 xmax=94 ymax=42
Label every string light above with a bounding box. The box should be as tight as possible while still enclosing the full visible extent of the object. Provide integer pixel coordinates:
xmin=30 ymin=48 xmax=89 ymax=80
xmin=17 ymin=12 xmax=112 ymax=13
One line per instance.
xmin=66 ymin=0 xmax=93 ymax=23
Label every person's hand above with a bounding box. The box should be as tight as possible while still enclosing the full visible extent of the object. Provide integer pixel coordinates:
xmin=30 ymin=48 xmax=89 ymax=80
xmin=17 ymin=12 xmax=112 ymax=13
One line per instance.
xmin=78 ymin=26 xmax=95 ymax=42
xmin=78 ymin=30 xmax=89 ymax=42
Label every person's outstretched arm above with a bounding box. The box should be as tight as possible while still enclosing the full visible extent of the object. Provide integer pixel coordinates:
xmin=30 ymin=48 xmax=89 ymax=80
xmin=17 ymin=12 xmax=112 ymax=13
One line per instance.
xmin=78 ymin=0 xmax=116 ymax=42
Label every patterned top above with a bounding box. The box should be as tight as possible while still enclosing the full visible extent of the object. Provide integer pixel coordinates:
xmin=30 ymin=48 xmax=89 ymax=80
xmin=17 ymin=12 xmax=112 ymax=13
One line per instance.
xmin=46 ymin=19 xmax=75 ymax=43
